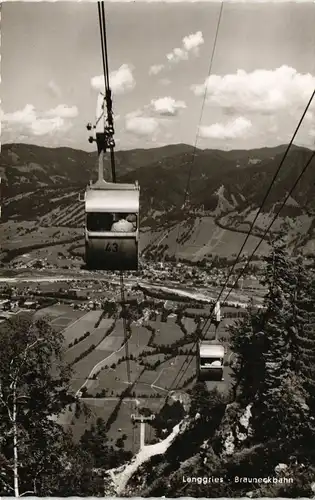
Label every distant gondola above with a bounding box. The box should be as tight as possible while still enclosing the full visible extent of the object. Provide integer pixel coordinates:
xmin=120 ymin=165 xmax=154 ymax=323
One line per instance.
xmin=197 ymin=341 xmax=225 ymax=382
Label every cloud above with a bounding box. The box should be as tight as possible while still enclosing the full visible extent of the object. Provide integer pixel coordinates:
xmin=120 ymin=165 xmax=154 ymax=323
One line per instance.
xmin=1 ymin=103 xmax=77 ymax=137
xmin=191 ymin=66 xmax=315 ymax=115
xmin=149 ymin=64 xmax=165 ymax=76
xmin=1 ymin=104 xmax=36 ymax=125
xmin=91 ymin=64 xmax=135 ymax=95
xmin=45 ymin=104 xmax=78 ymax=119
xmin=167 ymin=48 xmax=189 ymax=63
xmin=167 ymin=30 xmax=204 ymax=64
xmin=149 ymin=30 xmax=203 ymax=76
xmin=125 ymin=111 xmax=159 ymax=137
xmin=183 ymin=31 xmax=204 ymax=53
xmin=31 ymin=117 xmax=68 ymax=136
xmin=151 ymin=97 xmax=187 ymax=116
xmin=199 ymin=117 xmax=252 ymax=140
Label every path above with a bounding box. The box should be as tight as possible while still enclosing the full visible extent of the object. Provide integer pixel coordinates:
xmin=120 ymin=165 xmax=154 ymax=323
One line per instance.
xmin=108 ymin=419 xmax=187 ymax=495
xmin=82 ymin=397 xmax=141 ymax=404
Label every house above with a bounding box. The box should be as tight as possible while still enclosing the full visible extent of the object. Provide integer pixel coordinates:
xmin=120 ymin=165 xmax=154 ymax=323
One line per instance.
xmin=0 ymin=299 xmax=11 ymax=311
xmin=24 ymin=301 xmax=37 ymax=309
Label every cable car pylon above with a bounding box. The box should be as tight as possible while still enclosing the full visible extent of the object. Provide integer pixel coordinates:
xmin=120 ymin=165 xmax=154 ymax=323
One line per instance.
xmin=131 ymin=414 xmax=155 ymax=450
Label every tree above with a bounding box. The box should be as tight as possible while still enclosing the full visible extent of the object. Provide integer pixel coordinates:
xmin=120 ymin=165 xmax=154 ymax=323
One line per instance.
xmin=0 ymin=315 xmax=78 ymax=496
xmin=81 ymin=387 xmax=88 ymax=397
xmin=261 ymin=242 xmax=297 ymax=362
xmin=248 ymin=244 xmax=296 ymax=441
xmin=229 ymin=306 xmax=265 ymax=402
xmin=293 ymin=261 xmax=315 ymax=409
xmin=115 ymin=437 xmax=124 ymax=449
xmin=80 ymin=418 xmax=131 ymax=469
xmin=188 ymin=383 xmax=227 ymax=449
xmin=152 ymin=400 xmax=185 ymax=437
xmin=230 ymin=243 xmax=315 ymax=459
xmin=189 ymin=381 xmax=212 ymax=418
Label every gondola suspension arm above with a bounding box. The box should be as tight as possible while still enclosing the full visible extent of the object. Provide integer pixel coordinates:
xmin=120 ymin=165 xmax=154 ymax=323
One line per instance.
xmin=87 ymin=1 xmax=116 ymax=183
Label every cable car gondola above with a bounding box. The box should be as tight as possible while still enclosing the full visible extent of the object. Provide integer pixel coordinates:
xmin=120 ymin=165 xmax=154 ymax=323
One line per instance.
xmin=82 ymin=30 xmax=141 ymax=272
xmin=197 ymin=341 xmax=225 ymax=381
xmin=84 ymin=179 xmax=140 ymax=271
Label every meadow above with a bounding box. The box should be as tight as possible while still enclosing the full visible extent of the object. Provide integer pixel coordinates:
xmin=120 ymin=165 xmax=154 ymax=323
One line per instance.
xmin=64 ymin=318 xmax=115 ymax=365
xmin=148 ymin=318 xmax=185 ymax=345
xmin=61 ymin=310 xmax=103 ymax=346
xmin=35 ymin=305 xmax=86 ymax=334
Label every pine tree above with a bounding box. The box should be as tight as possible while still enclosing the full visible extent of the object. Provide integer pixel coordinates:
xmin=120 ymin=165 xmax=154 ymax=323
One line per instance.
xmin=262 ymin=242 xmax=296 ymax=337
xmin=189 ymin=381 xmax=213 ymax=419
xmin=249 ymin=244 xmax=294 ymax=439
xmin=293 ymin=262 xmax=315 ymax=412
xmin=229 ymin=305 xmax=265 ymax=402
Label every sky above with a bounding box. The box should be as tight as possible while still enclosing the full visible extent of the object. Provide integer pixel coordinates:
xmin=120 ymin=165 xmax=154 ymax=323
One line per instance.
xmin=1 ymin=0 xmax=315 ymax=152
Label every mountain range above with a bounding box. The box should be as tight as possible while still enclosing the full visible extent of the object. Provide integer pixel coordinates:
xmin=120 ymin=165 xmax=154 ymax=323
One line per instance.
xmin=1 ymin=142 xmax=314 ymax=264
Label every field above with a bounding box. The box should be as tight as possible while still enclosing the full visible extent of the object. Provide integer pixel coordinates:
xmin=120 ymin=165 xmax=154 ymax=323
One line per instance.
xmin=88 ymin=360 xmax=143 ymax=396
xmin=80 ymin=323 xmax=153 ymax=395
xmin=1 ymin=221 xmax=84 ymax=268
xmin=36 ymin=305 xmax=110 ymax=354
xmin=70 ymin=322 xmax=151 ymax=392
xmin=86 ymin=349 xmax=196 ymax=398
xmin=152 ymin=355 xmax=196 ymax=390
xmin=145 ymin=216 xmax=271 ymax=260
xmin=181 ymin=316 xmax=197 ymax=334
xmin=16 ymin=244 xmax=82 ymax=269
xmin=1 ymin=222 xmax=81 ymax=250
xmin=61 ymin=310 xmax=103 ymax=346
xmin=64 ymin=318 xmax=115 ymax=365
xmin=71 ymin=347 xmax=123 ymax=390
xmin=127 ymin=324 xmax=153 ymax=354
xmin=148 ymin=318 xmax=185 ymax=345
xmin=35 ymin=305 xmax=87 ymax=333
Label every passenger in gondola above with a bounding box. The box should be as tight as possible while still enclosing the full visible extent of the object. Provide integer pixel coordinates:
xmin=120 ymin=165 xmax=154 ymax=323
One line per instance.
xmin=111 ymin=213 xmax=135 ymax=232
xmin=126 ymin=213 xmax=137 ymax=230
